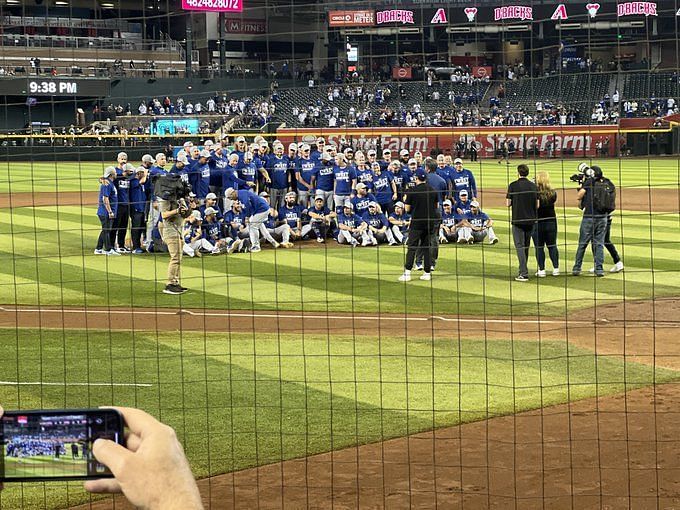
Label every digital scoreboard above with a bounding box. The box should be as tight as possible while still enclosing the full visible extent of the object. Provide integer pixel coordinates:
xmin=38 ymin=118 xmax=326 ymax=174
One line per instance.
xmin=0 ymin=78 xmax=111 ymax=97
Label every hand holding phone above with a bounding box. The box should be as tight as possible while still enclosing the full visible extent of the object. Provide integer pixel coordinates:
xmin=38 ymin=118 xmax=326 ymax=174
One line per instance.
xmin=84 ymin=407 xmax=203 ymax=510
xmin=1 ymin=407 xmax=124 ymax=482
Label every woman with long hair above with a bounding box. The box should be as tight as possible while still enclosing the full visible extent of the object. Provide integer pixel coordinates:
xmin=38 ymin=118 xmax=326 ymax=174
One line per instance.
xmin=532 ymin=171 xmax=560 ymax=276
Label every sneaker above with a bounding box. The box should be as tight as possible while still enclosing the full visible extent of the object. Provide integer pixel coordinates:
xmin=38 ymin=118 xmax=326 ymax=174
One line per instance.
xmin=490 ymin=237 xmax=499 ymax=245
xmin=271 ymin=241 xmax=280 ymax=249
xmin=361 ymin=238 xmax=371 ymax=247
xmin=93 ymin=249 xmax=105 ymax=255
xmin=116 ymin=247 xmax=130 ymax=254
xmin=388 ymin=241 xmax=398 ymax=246
xmin=572 ymin=270 xmax=581 ymax=276
xmin=610 ymin=261 xmax=624 ymax=273
xmin=398 ymin=272 xmax=412 ymax=282
xmin=316 ymin=237 xmax=325 ymax=243
xmin=552 ymin=268 xmax=560 ymax=276
xmin=515 ymin=275 xmax=529 ymax=282
xmin=351 ymin=240 xmax=359 ymax=247
xmin=227 ymin=239 xmax=242 ymax=254
xmin=439 ymin=236 xmax=448 ymax=244
xmin=106 ymin=249 xmax=121 ymax=256
xmin=596 ymin=271 xmax=606 ymax=277
xmin=282 ymin=242 xmax=294 ymax=248
xmin=250 ymin=246 xmax=262 ymax=253
xmin=589 ymin=267 xmax=596 ymax=274
xmin=371 ymin=238 xmax=378 ymax=246
xmin=457 ymin=237 xmax=467 ymax=244
xmin=419 ymin=273 xmax=432 ymax=281
xmin=414 ymin=263 xmax=423 ymax=271
xmin=467 ymin=238 xmax=474 ymax=245
xmin=163 ymin=284 xmax=186 ymax=295
xmin=132 ymin=248 xmax=145 ymax=255
xmin=535 ymin=270 xmax=546 ymax=278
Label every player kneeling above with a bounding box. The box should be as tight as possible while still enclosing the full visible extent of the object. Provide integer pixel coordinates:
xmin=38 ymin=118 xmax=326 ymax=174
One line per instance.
xmin=337 ymin=201 xmax=371 ymax=247
xmin=363 ymin=202 xmax=397 ymax=245
xmin=457 ymin=201 xmax=499 ymax=245
xmin=439 ymin=200 xmax=461 ymax=243
xmin=304 ymin=192 xmax=336 ymax=242
xmin=183 ymin=211 xmax=219 ymax=257
xmin=203 ymin=207 xmax=242 ymax=254
xmin=278 ymin=192 xmax=305 ymax=244
xmin=388 ymin=201 xmax=410 ymax=244
xmin=260 ymin=191 xmax=294 ymax=248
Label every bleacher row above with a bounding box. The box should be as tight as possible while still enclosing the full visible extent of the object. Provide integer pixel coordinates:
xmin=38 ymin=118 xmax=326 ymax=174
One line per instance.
xmin=265 ymin=71 xmax=677 ymax=127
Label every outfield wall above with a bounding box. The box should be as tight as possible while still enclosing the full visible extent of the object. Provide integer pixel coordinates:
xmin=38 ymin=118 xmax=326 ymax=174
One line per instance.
xmin=276 ymin=126 xmax=624 ymax=158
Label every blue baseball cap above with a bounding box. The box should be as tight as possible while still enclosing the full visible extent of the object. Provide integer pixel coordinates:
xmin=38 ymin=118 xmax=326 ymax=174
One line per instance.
xmin=415 ymin=168 xmax=427 ymax=180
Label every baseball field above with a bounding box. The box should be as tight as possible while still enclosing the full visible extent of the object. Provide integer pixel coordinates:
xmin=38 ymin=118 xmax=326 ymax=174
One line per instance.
xmin=0 ymin=157 xmax=678 ymax=509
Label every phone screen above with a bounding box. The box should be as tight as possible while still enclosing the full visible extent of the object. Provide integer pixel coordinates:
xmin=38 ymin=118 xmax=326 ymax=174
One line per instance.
xmin=1 ymin=409 xmax=124 ymax=481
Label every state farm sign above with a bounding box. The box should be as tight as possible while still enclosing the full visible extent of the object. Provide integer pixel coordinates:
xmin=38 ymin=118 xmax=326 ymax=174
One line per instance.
xmin=328 ymin=10 xmax=375 ymax=27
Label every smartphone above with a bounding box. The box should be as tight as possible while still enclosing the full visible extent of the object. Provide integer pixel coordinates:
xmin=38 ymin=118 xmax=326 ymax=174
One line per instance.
xmin=0 ymin=408 xmax=125 ymax=482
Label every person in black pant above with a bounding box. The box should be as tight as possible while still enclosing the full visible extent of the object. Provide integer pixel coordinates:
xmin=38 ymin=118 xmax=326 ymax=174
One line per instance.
xmin=110 ymin=152 xmax=133 ymax=253
xmin=129 ymin=166 xmax=150 ymax=254
xmin=399 ymin=168 xmax=440 ymax=282
xmin=94 ymin=167 xmax=119 ymax=256
xmin=604 ymin=213 xmax=624 ymax=272
xmin=414 ymin=159 xmax=446 ymax=271
xmin=532 ymin=171 xmax=560 ymax=277
xmin=506 ymin=164 xmax=538 ymax=281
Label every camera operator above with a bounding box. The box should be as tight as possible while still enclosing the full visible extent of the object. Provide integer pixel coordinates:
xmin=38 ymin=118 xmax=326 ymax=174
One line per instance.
xmin=157 ymin=165 xmax=191 ymax=295
xmin=571 ymin=164 xmax=615 ymax=277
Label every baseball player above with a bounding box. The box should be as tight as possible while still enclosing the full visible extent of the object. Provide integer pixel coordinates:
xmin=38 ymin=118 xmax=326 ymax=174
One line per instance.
xmin=303 ymin=192 xmax=336 ymax=242
xmin=355 ymin=152 xmax=375 ymax=191
xmin=199 ymin=192 xmax=223 ymax=221
xmin=145 ymin=153 xmax=168 ymax=244
xmin=225 ymin=187 xmax=279 ymax=252
xmin=278 ymin=191 xmax=305 ymax=241
xmin=202 ymin=206 xmax=242 ymax=254
xmin=370 ymin=161 xmax=398 ymax=213
xmin=351 ymin=183 xmax=376 ymax=218
xmin=336 ymin=201 xmax=370 ymax=246
xmin=457 ymin=200 xmax=499 ymax=244
xmin=111 ymin=153 xmax=133 ymax=252
xmin=388 ymin=201 xmax=411 ymax=244
xmin=451 ymin=158 xmax=477 ymax=200
xmin=182 ymin=211 xmax=218 ymax=257
xmin=295 ymin=143 xmax=318 ymax=207
xmin=439 ymin=199 xmax=460 ymax=243
xmin=265 ymin=142 xmax=290 ymax=210
xmin=332 ymin=154 xmax=357 ymax=214
xmin=128 ymin=164 xmax=149 ymax=254
xmin=455 ymin=189 xmax=473 ymax=216
xmin=223 ymin=200 xmax=250 ymax=252
xmin=260 ymin=191 xmax=294 ymax=248
xmin=363 ymin=202 xmax=397 ymax=245
xmin=95 ymin=166 xmax=119 ymax=255
xmin=315 ymin=152 xmax=335 ymax=210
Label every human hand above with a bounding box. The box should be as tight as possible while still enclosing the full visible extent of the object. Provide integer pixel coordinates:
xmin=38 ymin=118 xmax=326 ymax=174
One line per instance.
xmin=84 ymin=407 xmax=203 ymax=510
xmin=109 ymin=212 xmax=115 ymax=219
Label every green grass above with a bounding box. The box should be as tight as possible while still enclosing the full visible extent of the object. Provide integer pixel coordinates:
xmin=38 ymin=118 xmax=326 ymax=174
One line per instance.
xmin=0 ymin=204 xmax=678 ymax=316
xmin=1 ymin=158 xmax=678 ymax=194
xmin=0 ymin=327 xmax=676 ymax=509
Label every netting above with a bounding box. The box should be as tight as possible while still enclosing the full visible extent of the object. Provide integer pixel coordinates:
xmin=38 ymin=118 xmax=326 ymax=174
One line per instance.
xmin=0 ymin=1 xmax=679 ymax=509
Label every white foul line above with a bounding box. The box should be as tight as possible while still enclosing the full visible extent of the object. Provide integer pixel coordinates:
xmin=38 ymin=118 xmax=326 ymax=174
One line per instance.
xmin=0 ymin=381 xmax=152 ymax=388
xmin=0 ymin=305 xmax=592 ymax=325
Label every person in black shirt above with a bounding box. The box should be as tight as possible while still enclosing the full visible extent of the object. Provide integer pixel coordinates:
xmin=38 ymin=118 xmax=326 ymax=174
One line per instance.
xmin=399 ymin=168 xmax=439 ymax=282
xmin=531 ymin=171 xmax=560 ymax=277
xmin=506 ymin=164 xmax=538 ymax=281
xmin=572 ymin=165 xmax=609 ymax=277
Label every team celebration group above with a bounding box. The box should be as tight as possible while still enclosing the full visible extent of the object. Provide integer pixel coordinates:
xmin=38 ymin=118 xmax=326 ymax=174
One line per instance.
xmin=95 ymin=136 xmax=498 ymax=260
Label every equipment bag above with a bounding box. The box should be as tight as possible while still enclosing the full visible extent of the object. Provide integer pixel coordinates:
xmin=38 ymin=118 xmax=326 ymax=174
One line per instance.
xmin=592 ymin=178 xmax=616 ymax=214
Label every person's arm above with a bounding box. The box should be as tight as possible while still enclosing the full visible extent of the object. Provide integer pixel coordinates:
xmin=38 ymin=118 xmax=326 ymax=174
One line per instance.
xmin=259 ymin=167 xmax=271 ymax=183
xmin=296 ymin=171 xmax=311 ymax=190
xmin=356 ymin=220 xmax=368 ymax=233
xmin=469 ymin=172 xmax=477 ymax=198
xmin=390 ymin=179 xmax=398 ymax=201
xmin=576 ymin=187 xmax=586 ymax=207
xmin=83 ymin=407 xmax=203 ymax=510
xmin=103 ymin=196 xmax=114 ymax=218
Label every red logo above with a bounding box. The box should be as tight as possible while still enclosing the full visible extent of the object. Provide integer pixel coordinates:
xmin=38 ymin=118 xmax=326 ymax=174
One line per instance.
xmin=430 ymin=8 xmax=448 ymax=24
xmin=464 ymin=7 xmax=478 ymax=22
xmin=586 ymin=3 xmax=601 ymax=17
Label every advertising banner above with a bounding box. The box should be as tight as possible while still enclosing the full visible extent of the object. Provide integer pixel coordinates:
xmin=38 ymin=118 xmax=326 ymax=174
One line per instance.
xmin=392 ymin=67 xmax=413 ymax=80
xmin=276 ymin=127 xmax=616 ymax=157
xmin=328 ymin=10 xmax=375 ymax=27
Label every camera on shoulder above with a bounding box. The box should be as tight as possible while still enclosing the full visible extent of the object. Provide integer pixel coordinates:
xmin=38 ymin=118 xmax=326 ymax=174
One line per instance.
xmin=154 ymin=173 xmax=191 ymax=203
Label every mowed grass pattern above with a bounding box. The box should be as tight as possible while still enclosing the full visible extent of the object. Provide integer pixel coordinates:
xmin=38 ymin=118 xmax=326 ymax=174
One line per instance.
xmin=0 ymin=328 xmax=676 ymax=509
xmin=0 ymin=204 xmax=678 ymax=316
xmin=0 ymin=158 xmax=678 ymax=194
